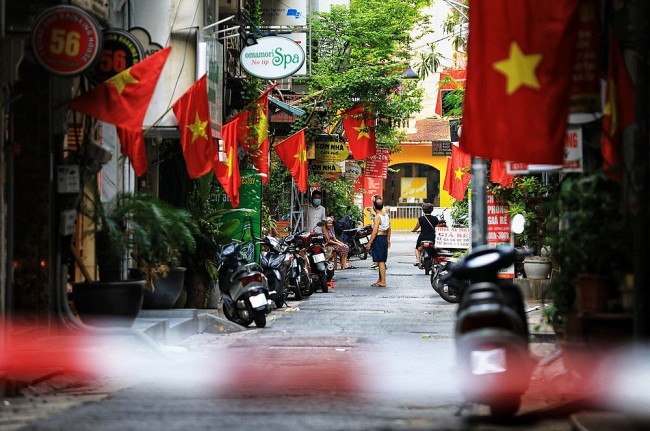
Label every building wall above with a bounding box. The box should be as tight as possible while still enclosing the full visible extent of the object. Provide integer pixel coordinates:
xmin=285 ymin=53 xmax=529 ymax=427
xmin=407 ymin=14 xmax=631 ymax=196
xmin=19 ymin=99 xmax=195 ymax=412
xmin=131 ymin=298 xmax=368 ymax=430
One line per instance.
xmin=389 ymin=145 xmax=451 ymax=208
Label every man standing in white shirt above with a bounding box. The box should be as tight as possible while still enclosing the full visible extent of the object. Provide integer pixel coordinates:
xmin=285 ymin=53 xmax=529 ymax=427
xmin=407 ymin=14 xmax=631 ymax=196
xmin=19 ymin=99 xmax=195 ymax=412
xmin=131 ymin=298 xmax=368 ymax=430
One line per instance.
xmin=306 ymin=190 xmax=326 ymax=232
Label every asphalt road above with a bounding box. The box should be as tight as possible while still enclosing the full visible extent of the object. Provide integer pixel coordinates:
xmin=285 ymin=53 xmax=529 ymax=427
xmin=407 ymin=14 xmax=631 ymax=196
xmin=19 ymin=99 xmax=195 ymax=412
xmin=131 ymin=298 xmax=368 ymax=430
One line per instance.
xmin=5 ymin=232 xmax=575 ymax=431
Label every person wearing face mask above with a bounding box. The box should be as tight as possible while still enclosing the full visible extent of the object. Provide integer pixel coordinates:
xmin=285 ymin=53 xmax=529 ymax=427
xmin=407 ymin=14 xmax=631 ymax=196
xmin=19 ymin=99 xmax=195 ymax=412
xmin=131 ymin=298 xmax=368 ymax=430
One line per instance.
xmin=306 ymin=190 xmax=326 ymax=233
xmin=365 ymin=197 xmax=390 ymax=287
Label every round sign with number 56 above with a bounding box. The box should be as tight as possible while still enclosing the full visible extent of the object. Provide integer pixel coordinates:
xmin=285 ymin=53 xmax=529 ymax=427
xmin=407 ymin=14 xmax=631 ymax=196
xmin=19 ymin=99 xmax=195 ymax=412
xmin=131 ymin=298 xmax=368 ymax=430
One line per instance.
xmin=31 ymin=5 xmax=102 ymax=76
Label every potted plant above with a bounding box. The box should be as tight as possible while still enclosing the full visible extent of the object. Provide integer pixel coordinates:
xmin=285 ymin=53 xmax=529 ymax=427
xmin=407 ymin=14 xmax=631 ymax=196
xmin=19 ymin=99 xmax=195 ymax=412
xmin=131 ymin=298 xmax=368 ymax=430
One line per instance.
xmin=490 ymin=175 xmax=556 ymax=278
xmin=181 ymin=175 xmax=242 ymax=308
xmin=107 ymin=192 xmax=198 ymax=308
xmin=544 ymin=171 xmax=630 ymax=324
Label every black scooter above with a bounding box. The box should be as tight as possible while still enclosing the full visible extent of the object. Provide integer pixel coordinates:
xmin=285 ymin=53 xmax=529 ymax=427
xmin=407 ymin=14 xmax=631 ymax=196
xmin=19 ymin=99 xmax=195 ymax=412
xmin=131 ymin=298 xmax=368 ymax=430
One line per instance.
xmin=218 ymin=242 xmax=272 ymax=328
xmin=442 ymin=245 xmax=533 ymax=417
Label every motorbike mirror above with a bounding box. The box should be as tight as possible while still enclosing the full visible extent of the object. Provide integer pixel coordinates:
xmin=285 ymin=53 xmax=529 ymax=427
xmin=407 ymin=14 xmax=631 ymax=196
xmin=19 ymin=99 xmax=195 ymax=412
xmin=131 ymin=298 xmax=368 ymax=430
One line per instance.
xmin=511 ymin=213 xmax=526 ymax=234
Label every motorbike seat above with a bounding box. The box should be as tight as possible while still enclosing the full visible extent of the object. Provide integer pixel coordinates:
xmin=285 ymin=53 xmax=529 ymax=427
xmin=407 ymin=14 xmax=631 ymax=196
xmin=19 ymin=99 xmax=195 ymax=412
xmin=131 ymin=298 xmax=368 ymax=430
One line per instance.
xmin=456 ymin=303 xmax=527 ymax=337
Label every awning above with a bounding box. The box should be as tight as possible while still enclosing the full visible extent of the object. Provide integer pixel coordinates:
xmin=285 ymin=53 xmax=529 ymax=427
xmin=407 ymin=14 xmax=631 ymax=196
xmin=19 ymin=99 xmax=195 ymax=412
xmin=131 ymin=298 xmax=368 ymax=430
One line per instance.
xmin=268 ymin=96 xmax=305 ymax=117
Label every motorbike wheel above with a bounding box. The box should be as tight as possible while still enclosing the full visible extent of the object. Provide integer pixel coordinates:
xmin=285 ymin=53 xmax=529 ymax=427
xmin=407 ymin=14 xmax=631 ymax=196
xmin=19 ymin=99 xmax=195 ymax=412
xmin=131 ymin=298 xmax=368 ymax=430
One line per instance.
xmin=358 ymin=249 xmax=368 ymax=260
xmin=312 ymin=272 xmax=328 ymax=293
xmin=430 ymin=266 xmax=441 ymax=293
xmin=298 ymin=269 xmax=312 ymax=297
xmin=438 ymin=280 xmax=461 ymax=303
xmin=424 ymin=257 xmax=432 ymax=275
xmin=273 ymin=279 xmax=286 ymax=309
xmin=253 ymin=311 xmax=267 ymax=328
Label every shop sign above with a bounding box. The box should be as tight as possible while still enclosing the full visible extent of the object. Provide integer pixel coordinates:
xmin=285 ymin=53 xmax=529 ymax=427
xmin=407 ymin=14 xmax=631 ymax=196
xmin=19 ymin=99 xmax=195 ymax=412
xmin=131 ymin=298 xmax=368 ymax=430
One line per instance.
xmin=88 ymin=28 xmax=144 ymax=83
xmin=261 ymin=0 xmax=307 ymax=26
xmin=309 ymin=161 xmax=342 ymax=174
xmin=365 ymin=148 xmax=389 ymax=179
xmin=432 ymin=140 xmax=452 ymax=156
xmin=344 ymin=161 xmax=362 ymax=178
xmin=314 ymin=141 xmax=349 ymax=162
xmin=507 ymin=126 xmax=583 ymax=174
xmin=31 ymin=5 xmax=102 ymax=76
xmin=128 ymin=27 xmax=164 ymax=57
xmin=487 ymin=191 xmax=511 ymax=244
xmin=435 ymin=227 xmax=470 ymax=249
xmin=240 ymin=36 xmax=305 ymax=80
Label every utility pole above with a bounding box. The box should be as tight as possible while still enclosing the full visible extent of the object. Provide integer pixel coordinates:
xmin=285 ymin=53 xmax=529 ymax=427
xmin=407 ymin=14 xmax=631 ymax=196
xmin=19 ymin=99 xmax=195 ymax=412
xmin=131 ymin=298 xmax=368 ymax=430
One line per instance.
xmin=470 ymin=156 xmax=487 ymax=248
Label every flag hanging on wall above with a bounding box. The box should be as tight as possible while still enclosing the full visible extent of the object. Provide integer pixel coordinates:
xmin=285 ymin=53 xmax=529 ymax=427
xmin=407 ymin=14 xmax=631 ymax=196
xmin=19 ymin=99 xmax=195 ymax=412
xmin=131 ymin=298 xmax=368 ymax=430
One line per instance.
xmin=460 ymin=1 xmax=581 ymax=164
xmin=274 ymin=128 xmax=308 ymax=193
xmin=213 ymin=118 xmax=241 ymax=208
xmin=70 ymin=46 xmax=172 ymax=176
xmin=172 ymin=74 xmax=216 ymax=179
xmin=341 ymin=104 xmax=377 ymax=160
xmin=601 ymin=28 xmax=635 ymax=183
xmin=233 ymin=85 xmax=276 ymax=184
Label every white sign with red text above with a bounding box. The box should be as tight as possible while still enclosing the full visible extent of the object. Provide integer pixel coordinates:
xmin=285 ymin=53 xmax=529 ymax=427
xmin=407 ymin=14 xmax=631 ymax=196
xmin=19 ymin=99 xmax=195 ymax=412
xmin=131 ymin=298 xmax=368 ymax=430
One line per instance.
xmin=507 ymin=126 xmax=583 ymax=174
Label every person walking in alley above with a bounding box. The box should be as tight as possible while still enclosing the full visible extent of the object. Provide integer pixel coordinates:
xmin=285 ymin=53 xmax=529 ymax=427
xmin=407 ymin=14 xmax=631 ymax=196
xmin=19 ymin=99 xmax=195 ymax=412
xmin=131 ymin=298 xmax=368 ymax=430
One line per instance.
xmin=366 ymin=197 xmax=390 ymax=287
xmin=411 ymin=203 xmax=439 ymax=268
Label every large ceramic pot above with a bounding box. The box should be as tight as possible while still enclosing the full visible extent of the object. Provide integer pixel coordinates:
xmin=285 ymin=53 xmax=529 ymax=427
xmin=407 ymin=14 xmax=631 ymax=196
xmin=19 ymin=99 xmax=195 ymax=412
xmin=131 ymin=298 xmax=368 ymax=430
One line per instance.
xmin=130 ymin=267 xmax=187 ymax=309
xmin=523 ymin=257 xmax=552 ymax=280
xmin=72 ymin=280 xmax=145 ymax=327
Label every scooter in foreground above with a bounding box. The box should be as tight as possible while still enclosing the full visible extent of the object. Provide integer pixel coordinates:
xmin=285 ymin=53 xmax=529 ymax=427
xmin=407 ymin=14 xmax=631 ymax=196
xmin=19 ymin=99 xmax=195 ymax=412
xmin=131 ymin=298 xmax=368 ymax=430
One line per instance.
xmin=441 ymin=244 xmax=533 ymax=417
xmin=218 ymin=242 xmax=272 ymax=328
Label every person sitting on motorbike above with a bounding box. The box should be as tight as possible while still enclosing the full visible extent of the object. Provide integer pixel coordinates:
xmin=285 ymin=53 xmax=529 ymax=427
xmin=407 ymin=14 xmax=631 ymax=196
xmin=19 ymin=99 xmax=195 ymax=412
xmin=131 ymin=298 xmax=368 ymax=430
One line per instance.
xmin=323 ymin=217 xmax=353 ymax=269
xmin=411 ymin=203 xmax=439 ymax=267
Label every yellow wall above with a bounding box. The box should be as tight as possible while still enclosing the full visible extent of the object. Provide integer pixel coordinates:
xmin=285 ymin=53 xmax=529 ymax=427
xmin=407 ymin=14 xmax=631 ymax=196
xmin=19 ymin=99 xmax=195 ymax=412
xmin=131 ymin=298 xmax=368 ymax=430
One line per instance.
xmin=389 ymin=145 xmax=452 ymax=208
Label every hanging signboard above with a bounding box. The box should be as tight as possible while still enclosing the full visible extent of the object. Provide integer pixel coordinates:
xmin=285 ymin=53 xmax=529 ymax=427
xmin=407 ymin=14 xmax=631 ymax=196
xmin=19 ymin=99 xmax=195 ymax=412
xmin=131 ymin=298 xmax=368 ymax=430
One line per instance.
xmin=364 ymin=148 xmax=390 ymax=179
xmin=88 ymin=28 xmax=144 ymax=83
xmin=261 ymin=0 xmax=307 ymax=26
xmin=31 ymin=5 xmax=103 ymax=76
xmin=487 ymin=191 xmax=511 ymax=245
xmin=240 ymin=36 xmax=306 ymax=80
xmin=507 ymin=126 xmax=583 ymax=174
xmin=314 ymin=141 xmax=349 ymax=162
xmin=344 ymin=161 xmax=362 ymax=179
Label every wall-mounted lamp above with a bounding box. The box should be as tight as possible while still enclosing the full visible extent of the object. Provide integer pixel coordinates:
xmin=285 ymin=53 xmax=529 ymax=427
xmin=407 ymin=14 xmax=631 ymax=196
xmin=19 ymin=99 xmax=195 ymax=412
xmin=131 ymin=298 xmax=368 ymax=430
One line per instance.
xmin=402 ymin=66 xmax=419 ymax=80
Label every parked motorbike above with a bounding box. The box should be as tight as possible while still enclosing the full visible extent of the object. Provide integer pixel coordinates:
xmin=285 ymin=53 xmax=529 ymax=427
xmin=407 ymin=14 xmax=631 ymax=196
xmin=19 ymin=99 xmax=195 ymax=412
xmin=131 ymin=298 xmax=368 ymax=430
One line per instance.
xmin=218 ymin=241 xmax=272 ymax=328
xmin=259 ymin=236 xmax=290 ymax=308
xmin=300 ymin=231 xmax=331 ymax=293
xmin=284 ymin=233 xmax=313 ymax=300
xmin=441 ymin=245 xmax=533 ymax=416
xmin=430 ymin=251 xmax=466 ymax=303
xmin=342 ymin=225 xmax=371 ymax=260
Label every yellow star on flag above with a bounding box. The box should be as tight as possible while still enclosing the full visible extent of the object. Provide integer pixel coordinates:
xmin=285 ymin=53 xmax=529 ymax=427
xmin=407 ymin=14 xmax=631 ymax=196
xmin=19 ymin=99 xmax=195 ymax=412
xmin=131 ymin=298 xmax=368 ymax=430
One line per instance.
xmin=254 ymin=108 xmax=269 ymax=146
xmin=186 ymin=112 xmax=208 ymax=143
xmin=493 ymin=41 xmax=542 ymax=95
xmin=225 ymin=146 xmax=234 ymax=177
xmin=454 ymin=167 xmax=465 ymax=180
xmin=353 ymin=120 xmax=371 ymax=140
xmin=106 ymin=68 xmax=139 ymax=94
xmin=603 ymin=80 xmax=619 ymax=134
xmin=295 ymin=146 xmax=307 ymax=164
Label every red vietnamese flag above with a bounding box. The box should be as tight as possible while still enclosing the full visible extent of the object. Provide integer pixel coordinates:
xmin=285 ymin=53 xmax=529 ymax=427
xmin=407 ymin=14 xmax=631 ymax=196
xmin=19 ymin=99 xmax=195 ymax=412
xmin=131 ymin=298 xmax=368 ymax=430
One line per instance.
xmin=274 ymin=128 xmax=308 ymax=193
xmin=213 ymin=118 xmax=241 ymax=208
xmin=490 ymin=159 xmax=515 ymax=187
xmin=70 ymin=46 xmax=172 ymax=176
xmin=460 ymin=1 xmax=580 ymax=164
xmin=443 ymin=145 xmax=472 ymax=201
xmin=341 ymin=105 xmax=377 ymax=160
xmin=234 ymin=85 xmax=276 ymax=184
xmin=172 ymin=74 xmax=216 ymax=179
xmin=601 ymin=28 xmax=635 ymax=183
